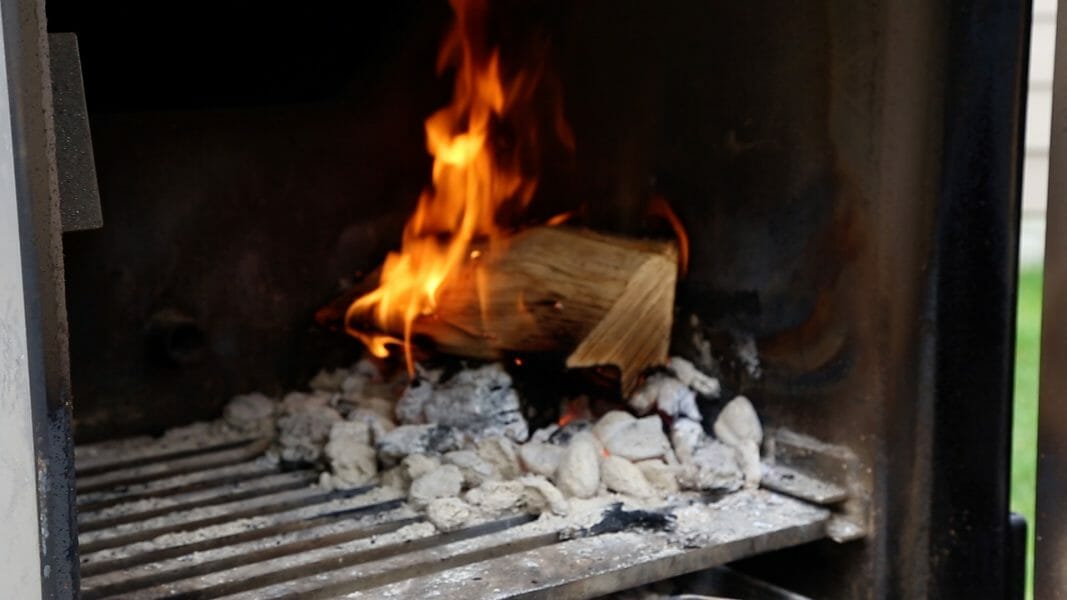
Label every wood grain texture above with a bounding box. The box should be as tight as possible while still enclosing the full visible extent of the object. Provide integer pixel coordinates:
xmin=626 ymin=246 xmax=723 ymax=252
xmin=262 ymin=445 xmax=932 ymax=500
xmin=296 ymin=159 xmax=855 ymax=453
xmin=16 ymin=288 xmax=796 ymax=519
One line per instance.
xmin=349 ymin=226 xmax=678 ymax=394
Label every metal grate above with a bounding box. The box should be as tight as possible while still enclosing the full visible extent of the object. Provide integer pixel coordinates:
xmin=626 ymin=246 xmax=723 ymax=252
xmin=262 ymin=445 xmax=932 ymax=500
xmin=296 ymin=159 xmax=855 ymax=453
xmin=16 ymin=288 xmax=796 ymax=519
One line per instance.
xmin=76 ymin=434 xmax=838 ymax=599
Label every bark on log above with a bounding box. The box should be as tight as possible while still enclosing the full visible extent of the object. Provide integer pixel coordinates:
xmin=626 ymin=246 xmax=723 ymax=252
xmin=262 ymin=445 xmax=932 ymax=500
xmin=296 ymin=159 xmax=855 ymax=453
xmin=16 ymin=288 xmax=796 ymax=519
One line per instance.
xmin=346 ymin=226 xmax=678 ymax=394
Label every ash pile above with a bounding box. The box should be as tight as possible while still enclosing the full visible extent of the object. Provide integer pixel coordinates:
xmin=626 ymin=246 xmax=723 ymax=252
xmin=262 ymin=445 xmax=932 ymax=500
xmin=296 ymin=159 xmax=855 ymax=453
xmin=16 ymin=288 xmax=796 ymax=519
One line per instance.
xmin=218 ymin=356 xmax=764 ymax=533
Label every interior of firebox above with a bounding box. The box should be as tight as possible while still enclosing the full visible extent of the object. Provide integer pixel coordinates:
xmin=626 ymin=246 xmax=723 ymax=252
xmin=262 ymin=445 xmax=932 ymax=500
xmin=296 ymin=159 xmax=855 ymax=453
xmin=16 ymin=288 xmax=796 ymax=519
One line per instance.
xmin=55 ymin=1 xmax=882 ymax=598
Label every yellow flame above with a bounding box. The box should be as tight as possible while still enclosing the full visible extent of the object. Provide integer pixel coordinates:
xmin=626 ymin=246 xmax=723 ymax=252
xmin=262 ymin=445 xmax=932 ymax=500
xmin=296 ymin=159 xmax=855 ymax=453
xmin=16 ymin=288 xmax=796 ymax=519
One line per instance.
xmin=346 ymin=0 xmax=542 ymax=371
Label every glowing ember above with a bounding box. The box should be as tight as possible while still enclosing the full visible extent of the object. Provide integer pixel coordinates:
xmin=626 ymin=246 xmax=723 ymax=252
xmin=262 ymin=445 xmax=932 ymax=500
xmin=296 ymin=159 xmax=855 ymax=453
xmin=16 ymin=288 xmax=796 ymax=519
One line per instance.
xmin=346 ymin=0 xmax=566 ymax=369
xmin=558 ymin=396 xmax=590 ymax=427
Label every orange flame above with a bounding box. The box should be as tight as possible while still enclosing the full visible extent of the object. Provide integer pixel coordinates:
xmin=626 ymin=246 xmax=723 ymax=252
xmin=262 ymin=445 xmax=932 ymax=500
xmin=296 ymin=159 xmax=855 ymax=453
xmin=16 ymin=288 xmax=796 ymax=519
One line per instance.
xmin=545 ymin=210 xmax=575 ymax=226
xmin=346 ymin=0 xmax=560 ymax=370
xmin=647 ymin=195 xmax=689 ymax=276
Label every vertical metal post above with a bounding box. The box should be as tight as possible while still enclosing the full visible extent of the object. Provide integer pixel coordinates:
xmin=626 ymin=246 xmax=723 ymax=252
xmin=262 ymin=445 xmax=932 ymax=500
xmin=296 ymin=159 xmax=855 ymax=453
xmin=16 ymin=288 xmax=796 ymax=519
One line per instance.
xmin=1036 ymin=2 xmax=1067 ymax=596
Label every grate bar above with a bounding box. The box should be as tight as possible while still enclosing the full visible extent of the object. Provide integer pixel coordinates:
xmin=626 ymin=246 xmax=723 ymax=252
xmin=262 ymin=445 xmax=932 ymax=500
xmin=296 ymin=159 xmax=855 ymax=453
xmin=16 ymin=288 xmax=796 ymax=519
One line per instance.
xmin=81 ymin=511 xmax=422 ymax=599
xmin=79 ymin=484 xmax=375 ymax=554
xmin=77 ymin=460 xmax=283 ymax=512
xmin=76 ymin=439 xmax=273 ymax=494
xmin=76 ymin=436 xmax=260 ymax=477
xmin=294 ymin=530 xmax=560 ymax=600
xmin=360 ymin=515 xmax=828 ymax=600
xmin=315 ymin=492 xmax=830 ymax=600
xmin=79 ymin=470 xmax=320 ymax=532
xmin=80 ymin=497 xmax=406 ymax=576
xmin=117 ymin=515 xmax=536 ymax=599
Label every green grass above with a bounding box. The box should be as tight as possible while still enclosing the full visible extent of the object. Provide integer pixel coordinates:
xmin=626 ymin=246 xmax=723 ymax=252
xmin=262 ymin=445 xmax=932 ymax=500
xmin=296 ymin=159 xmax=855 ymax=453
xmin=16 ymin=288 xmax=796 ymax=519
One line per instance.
xmin=1013 ymin=267 xmax=1042 ymax=600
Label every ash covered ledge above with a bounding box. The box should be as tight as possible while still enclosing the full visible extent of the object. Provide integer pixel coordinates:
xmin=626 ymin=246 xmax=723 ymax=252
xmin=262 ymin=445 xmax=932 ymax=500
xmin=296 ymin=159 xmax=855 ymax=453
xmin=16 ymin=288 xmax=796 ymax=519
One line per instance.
xmin=302 ymin=491 xmax=831 ymax=600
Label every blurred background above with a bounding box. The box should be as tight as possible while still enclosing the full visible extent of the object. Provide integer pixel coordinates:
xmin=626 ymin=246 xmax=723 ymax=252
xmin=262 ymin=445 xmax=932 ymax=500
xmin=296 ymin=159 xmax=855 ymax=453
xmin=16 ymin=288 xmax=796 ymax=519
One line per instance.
xmin=1015 ymin=1 xmax=1053 ymax=597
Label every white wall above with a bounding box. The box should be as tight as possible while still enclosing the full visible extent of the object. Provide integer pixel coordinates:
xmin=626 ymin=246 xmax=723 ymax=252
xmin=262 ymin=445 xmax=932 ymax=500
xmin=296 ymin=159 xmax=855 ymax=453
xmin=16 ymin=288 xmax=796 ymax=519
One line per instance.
xmin=0 ymin=10 xmax=44 ymax=596
xmin=1022 ymin=0 xmax=1057 ymax=265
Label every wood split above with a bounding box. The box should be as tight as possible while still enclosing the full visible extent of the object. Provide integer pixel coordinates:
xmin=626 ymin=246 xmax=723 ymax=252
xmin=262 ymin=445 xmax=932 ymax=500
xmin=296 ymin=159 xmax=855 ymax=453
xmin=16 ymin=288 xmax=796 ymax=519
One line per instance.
xmin=343 ymin=226 xmax=678 ymax=395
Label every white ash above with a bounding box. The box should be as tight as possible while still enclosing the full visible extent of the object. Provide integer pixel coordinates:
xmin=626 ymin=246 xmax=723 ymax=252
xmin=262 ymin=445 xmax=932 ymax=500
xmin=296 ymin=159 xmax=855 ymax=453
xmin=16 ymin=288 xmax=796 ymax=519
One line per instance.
xmin=396 ymin=363 xmax=528 ymax=442
xmin=713 ymin=395 xmax=763 ymax=446
xmin=677 ymin=439 xmax=743 ymax=492
xmin=530 ymin=423 xmax=560 ymax=443
xmin=379 ymin=465 xmax=410 ymax=492
xmin=275 ymin=403 xmax=343 ymax=464
xmin=669 ymin=416 xmax=744 ymax=492
xmin=443 ymin=450 xmax=499 ymax=486
xmin=667 ymin=356 xmax=721 ymax=397
xmin=340 ymin=374 xmax=366 ymax=396
xmin=628 ymin=356 xmax=720 ymax=420
xmin=394 ymin=372 xmax=433 ymax=423
xmin=90 ymin=353 xmax=778 ymax=565
xmin=465 ymin=480 xmax=525 ymax=513
xmin=670 ymin=418 xmax=705 ymax=464
xmin=637 ymin=459 xmax=680 ymax=493
xmin=321 ymin=421 xmax=377 ymax=489
xmin=280 ymin=390 xmax=332 ymax=413
xmin=713 ymin=395 xmax=763 ymax=489
xmin=334 ymin=358 xmax=395 ymax=399
xmin=475 ymin=436 xmax=522 ymax=479
xmin=736 ymin=439 xmax=763 ymax=490
xmin=207 ymin=355 xmax=763 ymax=537
xmin=517 ymin=475 xmax=569 ymax=516
xmin=388 ymin=521 xmax=438 ymax=543
xmin=591 ymin=410 xmax=636 ymax=442
xmin=518 ymin=440 xmax=563 ymax=477
xmin=555 ymin=431 xmax=601 ymax=499
xmin=327 ymin=420 xmax=371 ymax=446
xmin=462 ymin=476 xmax=569 ymax=517
xmin=666 ymin=489 xmax=817 ymax=549
xmin=343 ymin=397 xmax=396 ymax=422
xmin=345 ymin=408 xmax=395 ymax=444
xmin=534 ymin=419 xmax=592 ymax=445
xmin=222 ymin=393 xmax=277 ymax=434
xmin=320 ymin=447 xmax=376 ymax=490
xmin=350 ymin=358 xmax=385 ymax=383
xmin=550 ymin=495 xmax=673 ymax=541
xmin=600 ymin=415 xmax=672 ymax=462
xmin=402 ymin=454 xmax=440 ymax=480
xmin=426 ymin=497 xmax=473 ymax=531
xmin=378 ymin=453 xmax=440 ymax=494
xmin=408 ymin=464 xmax=464 ymax=508
xmin=309 ymin=368 xmax=350 ymax=393
xmin=629 ymin=373 xmax=700 ymax=421
xmin=376 ymin=424 xmax=462 ymax=465
xmin=600 ymin=455 xmax=655 ymax=498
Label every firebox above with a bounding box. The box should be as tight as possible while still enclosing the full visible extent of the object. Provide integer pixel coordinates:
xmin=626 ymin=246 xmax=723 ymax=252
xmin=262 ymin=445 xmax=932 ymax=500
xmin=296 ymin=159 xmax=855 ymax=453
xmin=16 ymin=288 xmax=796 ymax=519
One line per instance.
xmin=2 ymin=0 xmax=1030 ymax=598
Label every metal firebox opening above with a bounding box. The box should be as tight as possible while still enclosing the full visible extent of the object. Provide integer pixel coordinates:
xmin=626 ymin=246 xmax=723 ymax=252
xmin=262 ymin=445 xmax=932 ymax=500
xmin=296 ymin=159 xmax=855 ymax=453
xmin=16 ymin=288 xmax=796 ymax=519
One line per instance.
xmin=0 ymin=0 xmax=1030 ymax=598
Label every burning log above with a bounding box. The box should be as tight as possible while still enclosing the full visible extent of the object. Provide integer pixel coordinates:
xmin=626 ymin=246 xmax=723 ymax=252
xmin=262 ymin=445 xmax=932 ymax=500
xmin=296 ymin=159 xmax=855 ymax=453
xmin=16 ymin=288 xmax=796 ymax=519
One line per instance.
xmin=347 ymin=225 xmax=678 ymax=394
